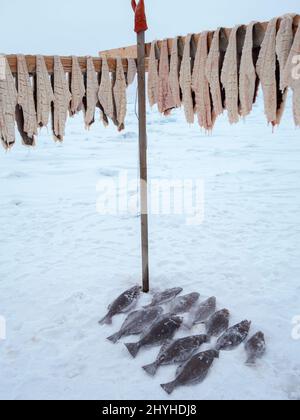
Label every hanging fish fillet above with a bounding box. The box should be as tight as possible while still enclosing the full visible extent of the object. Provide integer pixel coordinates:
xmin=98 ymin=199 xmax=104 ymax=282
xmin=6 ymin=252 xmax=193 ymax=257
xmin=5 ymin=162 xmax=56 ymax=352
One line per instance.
xmin=180 ymin=34 xmax=194 ymax=124
xmin=169 ymin=37 xmax=181 ymax=108
xmin=110 ymin=71 xmax=120 ymax=128
xmin=192 ymin=32 xmax=215 ymax=131
xmin=148 ymin=41 xmax=159 ymax=107
xmin=256 ymin=17 xmax=286 ymax=126
xmin=51 ymin=56 xmax=71 ymax=142
xmin=35 ymin=55 xmax=55 ymax=128
xmin=239 ymin=22 xmax=260 ymax=118
xmin=276 ymin=14 xmax=295 ymax=92
xmin=16 ymin=55 xmax=37 ymax=146
xmin=127 ymin=58 xmax=137 ymax=86
xmin=98 ymin=56 xmax=115 ymax=124
xmin=283 ymin=24 xmax=300 ymax=127
xmin=83 ymin=57 xmax=99 ymax=129
xmin=113 ymin=57 xmax=127 ymax=131
xmin=206 ymin=28 xmax=224 ymax=117
xmin=221 ymin=26 xmax=242 ymax=124
xmin=0 ymin=56 xmax=18 ymax=149
xmin=157 ymin=40 xmax=176 ymax=116
xmin=95 ymin=72 xmax=109 ymax=128
xmin=70 ymin=56 xmax=85 ymax=116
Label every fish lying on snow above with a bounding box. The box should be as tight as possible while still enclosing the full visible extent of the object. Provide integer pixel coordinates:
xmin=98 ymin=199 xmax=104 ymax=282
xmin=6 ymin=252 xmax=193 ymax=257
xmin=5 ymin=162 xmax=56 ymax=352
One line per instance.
xmin=125 ymin=314 xmax=183 ymax=358
xmin=107 ymin=306 xmax=163 ymax=343
xmin=161 ymin=349 xmax=219 ymax=395
xmin=169 ymin=292 xmax=200 ymax=314
xmin=143 ymin=334 xmax=209 ymax=376
xmin=245 ymin=332 xmax=266 ymax=365
xmin=216 ymin=320 xmax=251 ymax=351
xmin=192 ymin=297 xmax=217 ymax=325
xmin=146 ymin=288 xmax=183 ymax=307
xmin=205 ymin=309 xmax=230 ymax=337
xmin=99 ymin=285 xmax=141 ymax=325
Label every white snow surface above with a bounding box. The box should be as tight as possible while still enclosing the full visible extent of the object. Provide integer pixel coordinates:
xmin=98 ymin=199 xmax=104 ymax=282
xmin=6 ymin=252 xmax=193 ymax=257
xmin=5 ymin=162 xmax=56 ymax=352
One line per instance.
xmin=0 ymin=88 xmax=300 ymax=400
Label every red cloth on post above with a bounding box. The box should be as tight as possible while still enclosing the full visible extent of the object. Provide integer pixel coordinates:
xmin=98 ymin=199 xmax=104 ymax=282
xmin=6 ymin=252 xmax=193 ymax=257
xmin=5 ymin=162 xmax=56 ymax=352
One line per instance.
xmin=131 ymin=0 xmax=148 ymax=33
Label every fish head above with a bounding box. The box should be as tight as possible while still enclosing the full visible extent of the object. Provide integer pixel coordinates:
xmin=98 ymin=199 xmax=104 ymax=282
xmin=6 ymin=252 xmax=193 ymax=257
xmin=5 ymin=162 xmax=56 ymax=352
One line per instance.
xmin=203 ymin=349 xmax=220 ymax=359
xmin=130 ymin=285 xmax=142 ymax=296
xmin=255 ymin=331 xmax=265 ymax=341
xmin=220 ymin=309 xmax=230 ymax=319
xmin=208 ymin=297 xmax=217 ymax=307
xmin=189 ymin=292 xmax=201 ymax=302
xmin=251 ymin=331 xmax=265 ymax=345
xmin=240 ymin=320 xmax=252 ymax=332
xmin=172 ymin=287 xmax=183 ymax=296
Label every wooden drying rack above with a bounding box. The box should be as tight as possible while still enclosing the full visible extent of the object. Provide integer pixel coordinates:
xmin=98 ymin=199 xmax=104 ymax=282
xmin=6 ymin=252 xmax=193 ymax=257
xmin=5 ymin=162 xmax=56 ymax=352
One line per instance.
xmin=6 ymin=15 xmax=300 ymax=75
xmin=6 ymin=55 xmax=129 ymax=74
xmin=100 ymin=15 xmax=300 ymax=58
xmin=5 ymin=13 xmax=300 ymax=293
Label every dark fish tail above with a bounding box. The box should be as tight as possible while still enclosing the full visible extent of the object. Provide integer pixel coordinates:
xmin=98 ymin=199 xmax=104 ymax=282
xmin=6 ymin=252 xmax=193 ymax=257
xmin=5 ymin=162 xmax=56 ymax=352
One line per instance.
xmin=142 ymin=361 xmax=159 ymax=377
xmin=125 ymin=342 xmax=141 ymax=358
xmin=107 ymin=331 xmax=122 ymax=343
xmin=98 ymin=314 xmax=112 ymax=325
xmin=161 ymin=380 xmax=177 ymax=395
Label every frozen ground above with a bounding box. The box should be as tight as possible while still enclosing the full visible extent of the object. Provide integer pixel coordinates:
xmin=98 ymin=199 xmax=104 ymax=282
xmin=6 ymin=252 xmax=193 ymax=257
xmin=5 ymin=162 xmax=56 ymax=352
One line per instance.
xmin=0 ymin=89 xmax=300 ymax=400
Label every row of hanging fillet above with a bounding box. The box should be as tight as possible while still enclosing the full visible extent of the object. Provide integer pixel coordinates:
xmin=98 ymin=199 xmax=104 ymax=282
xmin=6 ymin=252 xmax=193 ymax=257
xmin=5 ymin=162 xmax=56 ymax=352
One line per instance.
xmin=0 ymin=55 xmax=137 ymax=149
xmin=148 ymin=14 xmax=300 ymax=131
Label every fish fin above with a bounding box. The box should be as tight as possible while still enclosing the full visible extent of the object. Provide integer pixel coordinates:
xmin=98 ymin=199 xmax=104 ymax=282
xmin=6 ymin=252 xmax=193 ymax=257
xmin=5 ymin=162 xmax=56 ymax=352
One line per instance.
xmin=98 ymin=314 xmax=112 ymax=325
xmin=107 ymin=331 xmax=122 ymax=343
xmin=142 ymin=362 xmax=159 ymax=377
xmin=125 ymin=342 xmax=141 ymax=358
xmin=161 ymin=381 xmax=176 ymax=395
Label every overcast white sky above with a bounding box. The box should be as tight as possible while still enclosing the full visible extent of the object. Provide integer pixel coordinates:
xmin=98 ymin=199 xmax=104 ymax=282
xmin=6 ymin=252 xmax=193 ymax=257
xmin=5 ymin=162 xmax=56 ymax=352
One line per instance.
xmin=1 ymin=0 xmax=299 ymax=55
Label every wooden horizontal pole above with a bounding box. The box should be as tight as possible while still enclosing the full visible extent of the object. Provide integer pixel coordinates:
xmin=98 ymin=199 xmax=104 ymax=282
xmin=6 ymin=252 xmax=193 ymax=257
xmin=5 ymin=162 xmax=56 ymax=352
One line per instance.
xmin=100 ymin=14 xmax=300 ymax=58
xmin=6 ymin=55 xmax=141 ymax=74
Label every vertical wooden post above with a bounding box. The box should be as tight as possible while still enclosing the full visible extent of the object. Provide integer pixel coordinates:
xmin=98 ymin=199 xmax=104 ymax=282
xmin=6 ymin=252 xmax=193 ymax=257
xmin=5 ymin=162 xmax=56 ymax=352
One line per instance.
xmin=137 ymin=31 xmax=150 ymax=293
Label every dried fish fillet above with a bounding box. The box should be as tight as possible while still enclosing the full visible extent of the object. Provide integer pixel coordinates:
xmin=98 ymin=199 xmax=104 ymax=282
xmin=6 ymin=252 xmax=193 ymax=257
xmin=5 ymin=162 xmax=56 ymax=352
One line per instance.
xmin=148 ymin=41 xmax=159 ymax=107
xmin=70 ymin=56 xmax=85 ymax=116
xmin=113 ymin=57 xmax=127 ymax=131
xmin=51 ymin=56 xmax=71 ymax=142
xmin=256 ymin=18 xmax=285 ymax=126
xmin=276 ymin=14 xmax=295 ymax=91
xmin=221 ymin=25 xmax=241 ymax=124
xmin=84 ymin=57 xmax=99 ymax=129
xmin=169 ymin=37 xmax=181 ymax=108
xmin=36 ymin=55 xmax=55 ymax=128
xmin=98 ymin=56 xmax=115 ymax=123
xmin=180 ymin=34 xmax=194 ymax=124
xmin=16 ymin=55 xmax=37 ymax=145
xmin=0 ymin=57 xmax=18 ymax=149
xmin=127 ymin=58 xmax=137 ymax=86
xmin=158 ymin=40 xmax=176 ymax=115
xmin=192 ymin=32 xmax=215 ymax=131
xmin=206 ymin=28 xmax=224 ymax=117
xmin=283 ymin=25 xmax=300 ymax=126
xmin=239 ymin=22 xmax=258 ymax=118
